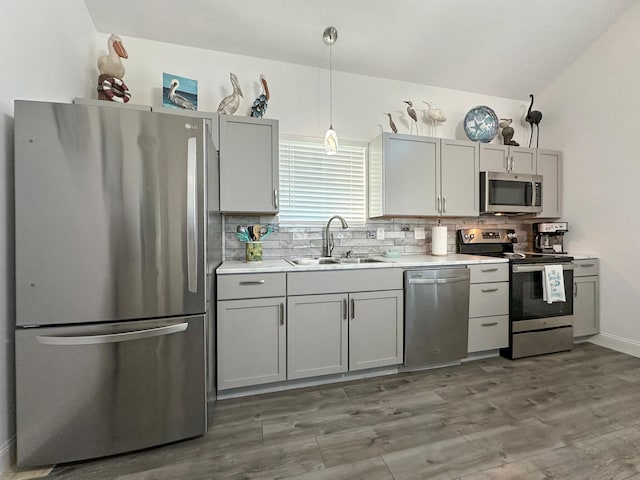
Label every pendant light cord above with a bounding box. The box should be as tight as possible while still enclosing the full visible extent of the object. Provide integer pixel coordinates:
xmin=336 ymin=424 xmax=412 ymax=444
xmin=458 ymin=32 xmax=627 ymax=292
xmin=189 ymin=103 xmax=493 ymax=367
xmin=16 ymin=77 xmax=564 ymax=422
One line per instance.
xmin=329 ymin=40 xmax=333 ymax=128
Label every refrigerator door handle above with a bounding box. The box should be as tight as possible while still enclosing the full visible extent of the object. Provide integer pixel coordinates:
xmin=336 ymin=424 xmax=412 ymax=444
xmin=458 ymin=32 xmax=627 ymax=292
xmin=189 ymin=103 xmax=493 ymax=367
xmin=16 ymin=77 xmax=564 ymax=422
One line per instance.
xmin=36 ymin=323 xmax=189 ymax=346
xmin=187 ymin=137 xmax=198 ymax=293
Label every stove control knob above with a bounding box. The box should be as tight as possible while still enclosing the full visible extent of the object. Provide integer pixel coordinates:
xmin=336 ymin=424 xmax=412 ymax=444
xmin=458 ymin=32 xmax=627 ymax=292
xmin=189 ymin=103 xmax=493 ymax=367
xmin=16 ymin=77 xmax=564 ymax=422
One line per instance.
xmin=470 ymin=234 xmax=475 ymax=239
xmin=507 ymin=232 xmax=518 ymax=243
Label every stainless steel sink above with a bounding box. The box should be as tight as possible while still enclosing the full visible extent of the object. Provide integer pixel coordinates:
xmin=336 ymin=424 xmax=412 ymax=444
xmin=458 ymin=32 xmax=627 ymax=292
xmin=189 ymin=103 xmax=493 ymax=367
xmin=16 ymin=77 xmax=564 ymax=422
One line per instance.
xmin=338 ymin=257 xmax=386 ymax=264
xmin=285 ymin=257 xmax=340 ymax=266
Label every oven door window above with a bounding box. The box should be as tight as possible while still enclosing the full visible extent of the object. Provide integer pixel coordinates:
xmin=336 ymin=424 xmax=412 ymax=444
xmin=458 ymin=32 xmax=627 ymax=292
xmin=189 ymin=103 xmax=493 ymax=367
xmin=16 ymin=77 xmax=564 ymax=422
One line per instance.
xmin=489 ymin=180 xmax=532 ymax=206
xmin=511 ymin=269 xmax=573 ymax=320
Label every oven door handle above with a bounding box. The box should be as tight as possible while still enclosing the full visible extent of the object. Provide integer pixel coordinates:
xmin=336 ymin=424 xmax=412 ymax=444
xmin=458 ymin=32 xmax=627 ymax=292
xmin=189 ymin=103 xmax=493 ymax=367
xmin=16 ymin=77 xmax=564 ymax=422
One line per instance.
xmin=512 ymin=264 xmax=575 ymax=273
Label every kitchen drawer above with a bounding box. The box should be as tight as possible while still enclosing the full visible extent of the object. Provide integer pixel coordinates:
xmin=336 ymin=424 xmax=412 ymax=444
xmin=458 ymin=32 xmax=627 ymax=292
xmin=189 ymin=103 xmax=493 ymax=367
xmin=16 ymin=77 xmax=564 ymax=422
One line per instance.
xmin=469 ymin=282 xmax=508 ymax=317
xmin=288 ymin=268 xmax=403 ymax=296
xmin=468 ymin=263 xmax=509 ymax=283
xmin=218 ymin=273 xmax=286 ymax=300
xmin=573 ymin=259 xmax=599 ymax=277
xmin=468 ymin=315 xmax=509 ymax=353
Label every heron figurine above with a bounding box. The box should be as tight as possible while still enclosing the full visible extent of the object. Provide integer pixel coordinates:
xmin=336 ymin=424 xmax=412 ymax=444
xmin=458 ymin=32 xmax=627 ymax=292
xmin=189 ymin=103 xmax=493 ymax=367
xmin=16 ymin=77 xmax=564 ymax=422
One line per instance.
xmin=404 ymin=101 xmax=418 ymax=135
xmin=525 ymin=94 xmax=543 ymax=148
xmin=423 ymin=101 xmax=447 ymax=137
xmin=384 ymin=113 xmax=398 ymax=134
xmin=250 ymin=74 xmax=270 ymax=118
xmin=167 ymin=79 xmax=196 ymax=110
xmin=217 ymin=73 xmax=243 ymax=115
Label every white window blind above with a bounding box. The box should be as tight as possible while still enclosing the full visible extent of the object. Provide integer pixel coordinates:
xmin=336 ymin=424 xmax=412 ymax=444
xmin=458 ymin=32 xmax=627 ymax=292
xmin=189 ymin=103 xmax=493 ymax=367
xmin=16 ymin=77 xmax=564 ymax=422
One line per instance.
xmin=279 ymin=138 xmax=366 ymax=226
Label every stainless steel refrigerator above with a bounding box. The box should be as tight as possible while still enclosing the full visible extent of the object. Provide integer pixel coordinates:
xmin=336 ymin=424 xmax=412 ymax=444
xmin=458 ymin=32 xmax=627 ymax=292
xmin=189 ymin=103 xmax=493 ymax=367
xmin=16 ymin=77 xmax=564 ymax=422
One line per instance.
xmin=13 ymin=100 xmax=220 ymax=467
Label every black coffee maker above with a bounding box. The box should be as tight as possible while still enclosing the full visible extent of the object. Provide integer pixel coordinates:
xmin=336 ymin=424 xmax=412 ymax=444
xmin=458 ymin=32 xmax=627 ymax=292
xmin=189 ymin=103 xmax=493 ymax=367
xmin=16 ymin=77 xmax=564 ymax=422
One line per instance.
xmin=533 ymin=222 xmax=568 ymax=254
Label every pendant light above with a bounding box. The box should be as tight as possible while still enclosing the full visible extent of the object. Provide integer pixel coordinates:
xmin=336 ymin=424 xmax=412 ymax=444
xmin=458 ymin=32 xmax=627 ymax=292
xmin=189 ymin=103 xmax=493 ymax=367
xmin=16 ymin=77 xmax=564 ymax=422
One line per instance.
xmin=323 ymin=26 xmax=338 ymax=155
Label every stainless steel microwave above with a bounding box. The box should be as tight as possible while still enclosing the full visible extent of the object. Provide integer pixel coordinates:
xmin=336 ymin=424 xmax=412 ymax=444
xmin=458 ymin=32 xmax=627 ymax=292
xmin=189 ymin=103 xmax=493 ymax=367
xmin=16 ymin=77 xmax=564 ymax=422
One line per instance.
xmin=480 ymin=171 xmax=543 ymax=214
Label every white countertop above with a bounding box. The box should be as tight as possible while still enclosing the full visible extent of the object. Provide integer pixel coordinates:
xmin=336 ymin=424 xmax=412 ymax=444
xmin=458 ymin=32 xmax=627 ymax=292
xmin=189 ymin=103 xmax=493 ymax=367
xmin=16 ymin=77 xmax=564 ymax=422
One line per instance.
xmin=217 ymin=253 xmax=508 ymax=274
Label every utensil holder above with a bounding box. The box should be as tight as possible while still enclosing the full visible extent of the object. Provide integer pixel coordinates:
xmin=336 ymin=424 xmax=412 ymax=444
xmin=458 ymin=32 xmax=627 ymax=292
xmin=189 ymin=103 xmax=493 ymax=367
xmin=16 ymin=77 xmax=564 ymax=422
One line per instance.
xmin=245 ymin=242 xmax=263 ymax=262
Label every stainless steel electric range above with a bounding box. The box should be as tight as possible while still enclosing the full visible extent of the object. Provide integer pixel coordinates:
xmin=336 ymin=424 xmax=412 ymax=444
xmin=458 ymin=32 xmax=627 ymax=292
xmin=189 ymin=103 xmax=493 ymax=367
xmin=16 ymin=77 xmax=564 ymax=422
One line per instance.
xmin=457 ymin=228 xmax=574 ymax=359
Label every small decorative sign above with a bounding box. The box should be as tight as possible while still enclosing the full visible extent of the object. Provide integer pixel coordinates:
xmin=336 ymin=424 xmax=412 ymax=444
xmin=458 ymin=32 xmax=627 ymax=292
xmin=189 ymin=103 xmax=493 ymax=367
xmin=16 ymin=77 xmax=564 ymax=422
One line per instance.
xmin=162 ymin=72 xmax=198 ymax=110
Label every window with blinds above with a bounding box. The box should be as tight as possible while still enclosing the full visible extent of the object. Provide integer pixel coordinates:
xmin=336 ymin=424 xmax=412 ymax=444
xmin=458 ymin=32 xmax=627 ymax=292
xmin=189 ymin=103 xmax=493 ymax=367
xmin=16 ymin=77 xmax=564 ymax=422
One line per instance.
xmin=278 ymin=138 xmax=366 ymax=226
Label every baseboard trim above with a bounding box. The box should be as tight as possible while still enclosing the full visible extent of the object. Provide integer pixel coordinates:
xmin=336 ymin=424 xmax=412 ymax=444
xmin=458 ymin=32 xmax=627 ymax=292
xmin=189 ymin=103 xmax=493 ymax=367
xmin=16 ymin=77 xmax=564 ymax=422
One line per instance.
xmin=588 ymin=333 xmax=640 ymax=358
xmin=1 ymin=435 xmax=15 ymax=474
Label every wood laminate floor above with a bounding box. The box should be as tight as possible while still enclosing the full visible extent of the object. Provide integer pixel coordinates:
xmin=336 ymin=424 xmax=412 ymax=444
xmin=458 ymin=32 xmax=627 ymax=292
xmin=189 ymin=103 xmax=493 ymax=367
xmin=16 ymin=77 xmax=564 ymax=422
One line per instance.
xmin=21 ymin=343 xmax=640 ymax=479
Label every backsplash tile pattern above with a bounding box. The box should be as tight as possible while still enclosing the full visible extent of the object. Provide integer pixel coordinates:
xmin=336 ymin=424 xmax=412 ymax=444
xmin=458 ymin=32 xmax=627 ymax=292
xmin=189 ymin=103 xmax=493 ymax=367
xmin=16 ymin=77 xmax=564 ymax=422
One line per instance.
xmin=222 ymin=215 xmax=537 ymax=261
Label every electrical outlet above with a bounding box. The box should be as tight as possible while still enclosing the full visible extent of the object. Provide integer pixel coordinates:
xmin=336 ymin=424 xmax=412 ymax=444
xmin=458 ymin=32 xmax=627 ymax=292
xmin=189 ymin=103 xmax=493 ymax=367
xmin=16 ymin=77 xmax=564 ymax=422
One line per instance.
xmin=400 ymin=224 xmax=410 ymax=232
xmin=366 ymin=231 xmax=376 ymax=239
xmin=376 ymin=228 xmax=385 ymax=240
xmin=414 ymin=227 xmax=426 ymax=240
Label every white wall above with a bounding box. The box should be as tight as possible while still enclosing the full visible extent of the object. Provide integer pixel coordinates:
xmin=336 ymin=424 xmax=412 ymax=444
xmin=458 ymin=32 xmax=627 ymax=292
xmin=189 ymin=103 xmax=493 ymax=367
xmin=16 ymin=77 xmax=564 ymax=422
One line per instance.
xmin=539 ymin=2 xmax=640 ymax=350
xmin=99 ymin=36 xmax=535 ymax=146
xmin=0 ymin=0 xmax=95 ymax=470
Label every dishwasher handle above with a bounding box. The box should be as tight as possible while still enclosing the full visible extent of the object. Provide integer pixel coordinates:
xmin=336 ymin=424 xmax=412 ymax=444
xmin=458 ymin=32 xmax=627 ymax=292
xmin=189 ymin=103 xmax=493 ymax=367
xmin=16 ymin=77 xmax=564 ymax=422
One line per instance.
xmin=408 ymin=276 xmax=469 ymax=285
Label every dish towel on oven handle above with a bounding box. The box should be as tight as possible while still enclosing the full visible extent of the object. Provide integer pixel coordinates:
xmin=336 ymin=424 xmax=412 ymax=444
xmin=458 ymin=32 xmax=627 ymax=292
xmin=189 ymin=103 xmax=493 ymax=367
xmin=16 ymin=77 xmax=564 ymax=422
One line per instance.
xmin=543 ymin=264 xmax=566 ymax=303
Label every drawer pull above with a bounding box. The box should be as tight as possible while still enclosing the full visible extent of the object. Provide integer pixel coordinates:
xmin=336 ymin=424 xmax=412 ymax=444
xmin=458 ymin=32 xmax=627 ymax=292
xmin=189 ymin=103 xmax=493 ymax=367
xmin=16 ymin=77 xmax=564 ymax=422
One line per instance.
xmin=481 ymin=288 xmax=499 ymax=293
xmin=481 ymin=268 xmax=498 ymax=273
xmin=580 ymin=263 xmax=595 ymax=268
xmin=481 ymin=322 xmax=498 ymax=327
xmin=239 ymin=280 xmax=266 ymax=286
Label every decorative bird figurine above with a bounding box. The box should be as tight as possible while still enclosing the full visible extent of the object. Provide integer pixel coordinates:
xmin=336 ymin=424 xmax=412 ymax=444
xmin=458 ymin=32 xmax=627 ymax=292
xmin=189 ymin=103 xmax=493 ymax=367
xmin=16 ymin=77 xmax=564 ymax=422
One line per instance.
xmin=384 ymin=113 xmax=398 ymax=134
xmin=404 ymin=101 xmax=418 ymax=135
xmin=97 ymin=34 xmax=128 ymax=79
xmin=217 ymin=73 xmax=243 ymax=115
xmin=250 ymin=74 xmax=270 ymax=118
xmin=499 ymin=118 xmax=519 ymax=146
xmin=525 ymin=94 xmax=543 ymax=148
xmin=423 ymin=101 xmax=447 ymax=137
xmin=167 ymin=79 xmax=196 ymax=110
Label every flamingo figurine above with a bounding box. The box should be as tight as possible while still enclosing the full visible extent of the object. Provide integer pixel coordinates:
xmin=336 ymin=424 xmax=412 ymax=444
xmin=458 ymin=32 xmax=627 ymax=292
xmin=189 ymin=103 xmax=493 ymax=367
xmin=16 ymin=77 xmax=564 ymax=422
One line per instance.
xmin=525 ymin=94 xmax=543 ymax=148
xmin=97 ymin=34 xmax=128 ymax=79
xmin=423 ymin=101 xmax=447 ymax=137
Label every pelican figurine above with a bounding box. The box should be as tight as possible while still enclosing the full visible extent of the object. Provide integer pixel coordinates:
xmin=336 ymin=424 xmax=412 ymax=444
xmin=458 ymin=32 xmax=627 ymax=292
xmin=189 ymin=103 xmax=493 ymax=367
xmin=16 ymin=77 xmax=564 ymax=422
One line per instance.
xmin=217 ymin=73 xmax=243 ymax=115
xmin=97 ymin=34 xmax=128 ymax=79
xmin=404 ymin=101 xmax=418 ymax=135
xmin=167 ymin=79 xmax=196 ymax=110
xmin=423 ymin=101 xmax=447 ymax=136
xmin=250 ymin=74 xmax=270 ymax=118
xmin=384 ymin=113 xmax=398 ymax=134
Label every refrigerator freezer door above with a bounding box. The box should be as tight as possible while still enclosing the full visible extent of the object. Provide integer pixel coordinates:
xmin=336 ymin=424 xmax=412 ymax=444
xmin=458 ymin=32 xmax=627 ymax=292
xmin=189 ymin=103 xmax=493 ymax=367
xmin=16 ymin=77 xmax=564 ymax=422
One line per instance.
xmin=15 ymin=315 xmax=206 ymax=467
xmin=14 ymin=101 xmax=207 ymax=326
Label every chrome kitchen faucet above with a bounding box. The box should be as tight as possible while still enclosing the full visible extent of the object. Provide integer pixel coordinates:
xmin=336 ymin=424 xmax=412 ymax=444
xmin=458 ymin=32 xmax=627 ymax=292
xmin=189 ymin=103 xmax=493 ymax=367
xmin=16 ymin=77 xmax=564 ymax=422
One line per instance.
xmin=323 ymin=215 xmax=349 ymax=257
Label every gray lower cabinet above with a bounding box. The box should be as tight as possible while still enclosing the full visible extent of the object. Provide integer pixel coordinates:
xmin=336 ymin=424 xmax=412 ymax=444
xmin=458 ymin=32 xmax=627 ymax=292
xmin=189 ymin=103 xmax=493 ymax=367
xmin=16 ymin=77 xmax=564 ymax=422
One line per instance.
xmin=573 ymin=259 xmax=600 ymax=337
xmin=467 ymin=263 xmax=509 ymax=353
xmin=536 ymin=149 xmax=562 ymax=218
xmin=219 ymin=115 xmax=279 ymax=214
xmin=287 ymin=293 xmax=348 ymax=380
xmin=217 ymin=273 xmax=286 ymax=390
xmin=287 ymin=268 xmax=404 ymax=380
xmin=479 ymin=144 xmax=536 ymax=174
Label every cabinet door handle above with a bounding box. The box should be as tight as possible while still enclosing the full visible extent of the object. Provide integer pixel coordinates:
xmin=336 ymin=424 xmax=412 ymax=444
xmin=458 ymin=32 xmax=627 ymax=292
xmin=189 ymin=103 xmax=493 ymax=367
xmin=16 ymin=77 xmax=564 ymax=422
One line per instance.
xmin=274 ymin=189 xmax=279 ymax=209
xmin=343 ymin=298 xmax=347 ymax=320
xmin=510 ymin=156 xmax=515 ymax=171
xmin=443 ymin=196 xmax=447 ymax=213
xmin=351 ymin=298 xmax=355 ymax=319
xmin=481 ymin=268 xmax=498 ymax=273
xmin=239 ymin=280 xmax=265 ymax=285
xmin=437 ymin=196 xmax=441 ymax=213
xmin=279 ymin=302 xmax=284 ymax=325
xmin=481 ymin=288 xmax=498 ymax=293
xmin=580 ymin=263 xmax=595 ymax=268
xmin=574 ymin=282 xmax=578 ymax=297
xmin=481 ymin=322 xmax=498 ymax=327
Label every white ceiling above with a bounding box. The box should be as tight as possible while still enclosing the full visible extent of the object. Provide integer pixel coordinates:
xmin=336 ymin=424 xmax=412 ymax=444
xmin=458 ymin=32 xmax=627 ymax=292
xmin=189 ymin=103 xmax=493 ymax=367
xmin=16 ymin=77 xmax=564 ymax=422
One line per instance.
xmin=83 ymin=0 xmax=635 ymax=100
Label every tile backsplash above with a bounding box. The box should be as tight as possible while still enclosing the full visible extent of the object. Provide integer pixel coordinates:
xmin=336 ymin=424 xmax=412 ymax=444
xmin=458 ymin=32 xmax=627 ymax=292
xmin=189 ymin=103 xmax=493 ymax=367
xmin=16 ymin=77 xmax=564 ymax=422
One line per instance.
xmin=222 ymin=215 xmax=538 ymax=261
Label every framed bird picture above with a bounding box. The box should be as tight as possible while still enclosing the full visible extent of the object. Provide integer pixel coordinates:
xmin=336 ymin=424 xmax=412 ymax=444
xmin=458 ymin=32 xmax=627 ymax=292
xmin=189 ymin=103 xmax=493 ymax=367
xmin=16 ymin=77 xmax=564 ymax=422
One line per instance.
xmin=162 ymin=72 xmax=198 ymax=110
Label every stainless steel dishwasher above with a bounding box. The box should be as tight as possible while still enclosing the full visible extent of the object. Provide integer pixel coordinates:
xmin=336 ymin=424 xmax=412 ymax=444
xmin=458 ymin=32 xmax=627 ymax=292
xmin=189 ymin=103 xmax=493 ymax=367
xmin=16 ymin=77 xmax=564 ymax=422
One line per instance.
xmin=404 ymin=267 xmax=470 ymax=369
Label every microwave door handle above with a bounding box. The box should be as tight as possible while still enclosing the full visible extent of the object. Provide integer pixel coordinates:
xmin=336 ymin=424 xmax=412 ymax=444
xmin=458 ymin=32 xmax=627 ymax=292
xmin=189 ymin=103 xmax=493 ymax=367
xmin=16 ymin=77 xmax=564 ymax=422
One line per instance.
xmin=530 ymin=180 xmax=536 ymax=207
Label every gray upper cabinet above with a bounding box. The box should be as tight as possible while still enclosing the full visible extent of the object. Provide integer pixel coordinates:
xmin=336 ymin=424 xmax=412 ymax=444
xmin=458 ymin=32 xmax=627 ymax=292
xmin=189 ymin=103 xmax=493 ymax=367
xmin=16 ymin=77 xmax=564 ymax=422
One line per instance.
xmin=479 ymin=144 xmax=536 ymax=174
xmin=536 ymin=149 xmax=562 ymax=218
xmin=369 ymin=133 xmax=439 ymax=217
xmin=368 ymin=134 xmax=478 ymax=217
xmin=440 ymin=139 xmax=479 ymax=216
xmin=219 ymin=115 xmax=279 ymax=214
